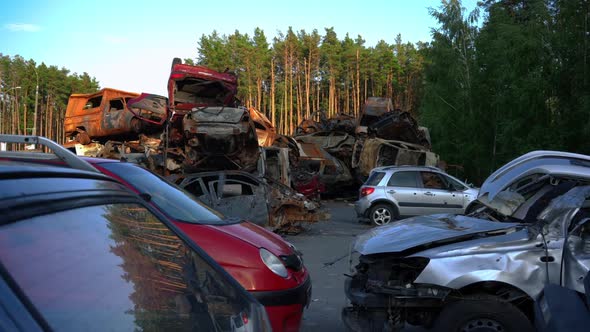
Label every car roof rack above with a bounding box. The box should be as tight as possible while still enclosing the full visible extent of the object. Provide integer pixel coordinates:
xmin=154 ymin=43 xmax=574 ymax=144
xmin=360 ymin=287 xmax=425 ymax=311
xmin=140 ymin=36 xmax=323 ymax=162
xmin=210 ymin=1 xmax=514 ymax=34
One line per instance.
xmin=0 ymin=135 xmax=99 ymax=173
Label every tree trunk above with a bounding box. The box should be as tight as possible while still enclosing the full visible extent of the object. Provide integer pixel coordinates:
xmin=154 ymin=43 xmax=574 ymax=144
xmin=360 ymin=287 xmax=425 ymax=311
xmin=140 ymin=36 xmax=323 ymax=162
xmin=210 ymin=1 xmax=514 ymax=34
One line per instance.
xmin=270 ymin=57 xmax=276 ymax=126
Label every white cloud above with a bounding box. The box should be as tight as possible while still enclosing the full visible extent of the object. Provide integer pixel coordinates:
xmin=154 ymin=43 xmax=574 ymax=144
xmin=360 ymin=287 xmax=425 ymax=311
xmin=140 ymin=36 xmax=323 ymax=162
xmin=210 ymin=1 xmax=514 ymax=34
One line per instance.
xmin=102 ymin=35 xmax=129 ymax=45
xmin=5 ymin=23 xmax=41 ymax=32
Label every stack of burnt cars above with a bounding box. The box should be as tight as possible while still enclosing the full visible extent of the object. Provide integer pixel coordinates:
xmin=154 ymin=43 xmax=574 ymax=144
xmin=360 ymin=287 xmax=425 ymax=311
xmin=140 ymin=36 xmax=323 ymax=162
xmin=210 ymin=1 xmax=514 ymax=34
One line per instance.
xmin=292 ymin=97 xmax=439 ymax=195
xmin=63 ymin=59 xmax=326 ymax=234
xmin=343 ymin=151 xmax=590 ymax=332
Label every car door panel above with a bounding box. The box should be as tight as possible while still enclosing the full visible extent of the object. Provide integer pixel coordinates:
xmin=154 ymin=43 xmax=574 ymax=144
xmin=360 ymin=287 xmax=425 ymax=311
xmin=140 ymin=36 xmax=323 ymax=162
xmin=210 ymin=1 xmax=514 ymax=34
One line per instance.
xmin=210 ymin=177 xmax=269 ymax=226
xmin=385 ymin=171 xmax=422 ymax=216
xmin=416 ymin=171 xmax=463 ymax=215
xmin=440 ymin=174 xmax=470 ymax=214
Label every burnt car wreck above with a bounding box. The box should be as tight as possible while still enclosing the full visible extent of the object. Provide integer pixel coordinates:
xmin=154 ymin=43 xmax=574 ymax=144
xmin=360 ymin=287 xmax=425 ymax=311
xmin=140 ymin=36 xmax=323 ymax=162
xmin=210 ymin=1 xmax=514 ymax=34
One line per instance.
xmin=64 ymin=88 xmax=165 ymax=145
xmin=172 ymin=171 xmax=328 ymax=234
xmin=343 ymin=151 xmax=590 ymax=332
xmin=182 ymin=106 xmax=260 ymax=171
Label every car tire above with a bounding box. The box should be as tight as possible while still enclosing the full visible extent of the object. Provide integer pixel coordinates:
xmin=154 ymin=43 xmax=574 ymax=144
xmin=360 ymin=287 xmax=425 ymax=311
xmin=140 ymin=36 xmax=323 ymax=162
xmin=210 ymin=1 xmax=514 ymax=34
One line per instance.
xmin=432 ymin=295 xmax=534 ymax=332
xmin=369 ymin=204 xmax=397 ymax=226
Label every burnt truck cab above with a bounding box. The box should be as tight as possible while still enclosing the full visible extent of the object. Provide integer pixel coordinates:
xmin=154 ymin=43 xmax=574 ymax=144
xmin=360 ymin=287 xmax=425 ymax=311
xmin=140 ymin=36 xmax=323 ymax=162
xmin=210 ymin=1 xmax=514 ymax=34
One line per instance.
xmin=64 ymin=88 xmax=164 ymax=145
xmin=343 ymin=151 xmax=590 ymax=332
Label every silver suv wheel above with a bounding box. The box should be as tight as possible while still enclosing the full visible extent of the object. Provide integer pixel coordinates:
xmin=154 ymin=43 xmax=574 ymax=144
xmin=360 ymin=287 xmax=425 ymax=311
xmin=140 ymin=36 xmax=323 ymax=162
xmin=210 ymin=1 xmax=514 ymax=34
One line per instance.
xmin=370 ymin=204 xmax=395 ymax=226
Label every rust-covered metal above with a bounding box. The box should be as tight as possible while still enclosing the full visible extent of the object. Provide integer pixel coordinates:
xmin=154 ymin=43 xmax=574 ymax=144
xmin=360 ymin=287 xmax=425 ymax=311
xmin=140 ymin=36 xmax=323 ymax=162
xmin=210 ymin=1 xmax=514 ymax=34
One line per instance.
xmin=352 ymin=137 xmax=439 ymax=179
xmin=367 ymin=109 xmax=430 ymax=147
xmin=64 ymin=88 xmax=163 ymax=144
xmin=356 ymin=97 xmax=394 ymax=134
xmin=295 ymin=111 xmax=357 ymax=136
xmin=295 ymin=111 xmax=327 ymax=135
xmin=182 ymin=106 xmax=260 ymax=171
xmin=295 ymin=131 xmax=356 ymax=167
xmin=249 ymin=107 xmax=277 ymax=147
xmin=168 ymin=60 xmax=238 ymax=113
xmin=295 ymin=142 xmax=354 ymax=192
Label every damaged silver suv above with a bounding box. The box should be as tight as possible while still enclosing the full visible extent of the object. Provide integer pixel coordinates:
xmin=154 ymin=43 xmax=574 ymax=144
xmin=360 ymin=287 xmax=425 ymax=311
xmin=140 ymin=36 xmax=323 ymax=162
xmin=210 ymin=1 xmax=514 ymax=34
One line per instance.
xmin=343 ymin=151 xmax=590 ymax=332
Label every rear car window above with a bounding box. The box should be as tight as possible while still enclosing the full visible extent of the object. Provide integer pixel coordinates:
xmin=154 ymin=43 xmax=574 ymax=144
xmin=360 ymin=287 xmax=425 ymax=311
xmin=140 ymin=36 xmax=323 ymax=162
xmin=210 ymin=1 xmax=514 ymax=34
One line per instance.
xmin=0 ymin=203 xmax=252 ymax=331
xmin=366 ymin=171 xmax=386 ymax=186
xmin=388 ymin=171 xmax=419 ymax=187
xmin=98 ymin=162 xmax=231 ymax=225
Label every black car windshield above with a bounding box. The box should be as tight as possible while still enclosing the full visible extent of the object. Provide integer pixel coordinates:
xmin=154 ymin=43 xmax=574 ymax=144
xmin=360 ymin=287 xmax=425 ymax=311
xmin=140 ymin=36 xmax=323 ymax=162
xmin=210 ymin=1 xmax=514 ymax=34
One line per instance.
xmin=191 ymin=107 xmax=245 ymax=123
xmin=98 ymin=162 xmax=234 ymax=225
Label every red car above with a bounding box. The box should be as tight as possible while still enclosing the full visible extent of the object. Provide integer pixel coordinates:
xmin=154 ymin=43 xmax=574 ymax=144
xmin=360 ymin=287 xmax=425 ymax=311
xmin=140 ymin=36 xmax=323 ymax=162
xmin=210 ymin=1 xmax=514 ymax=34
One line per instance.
xmin=84 ymin=157 xmax=311 ymax=332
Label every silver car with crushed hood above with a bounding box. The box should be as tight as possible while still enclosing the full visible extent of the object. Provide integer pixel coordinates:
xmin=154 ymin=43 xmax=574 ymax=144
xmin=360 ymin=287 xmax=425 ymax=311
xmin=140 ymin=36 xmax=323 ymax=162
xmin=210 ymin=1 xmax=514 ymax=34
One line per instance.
xmin=343 ymin=151 xmax=590 ymax=332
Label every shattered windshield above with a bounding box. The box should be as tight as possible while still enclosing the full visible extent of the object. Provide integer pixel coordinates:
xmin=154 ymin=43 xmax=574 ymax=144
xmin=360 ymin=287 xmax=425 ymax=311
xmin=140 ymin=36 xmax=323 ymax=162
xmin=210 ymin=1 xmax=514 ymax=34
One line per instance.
xmin=190 ymin=107 xmax=245 ymax=123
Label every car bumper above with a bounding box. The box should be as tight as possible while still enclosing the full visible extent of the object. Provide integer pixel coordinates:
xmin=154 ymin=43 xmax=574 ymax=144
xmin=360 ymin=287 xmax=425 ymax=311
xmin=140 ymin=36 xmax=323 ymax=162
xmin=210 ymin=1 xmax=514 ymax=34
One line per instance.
xmin=354 ymin=200 xmax=370 ymax=221
xmin=251 ymin=275 xmax=311 ymax=332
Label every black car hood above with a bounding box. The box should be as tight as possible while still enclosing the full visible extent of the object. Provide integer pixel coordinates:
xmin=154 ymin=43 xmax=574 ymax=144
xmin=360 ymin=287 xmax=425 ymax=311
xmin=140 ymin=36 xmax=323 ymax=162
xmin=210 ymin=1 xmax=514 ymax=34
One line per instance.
xmin=354 ymin=214 xmax=521 ymax=255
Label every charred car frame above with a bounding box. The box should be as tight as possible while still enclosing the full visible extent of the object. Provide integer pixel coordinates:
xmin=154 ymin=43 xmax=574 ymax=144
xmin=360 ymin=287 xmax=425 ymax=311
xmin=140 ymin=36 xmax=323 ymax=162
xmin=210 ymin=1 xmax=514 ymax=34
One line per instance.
xmin=172 ymin=170 xmax=328 ymax=234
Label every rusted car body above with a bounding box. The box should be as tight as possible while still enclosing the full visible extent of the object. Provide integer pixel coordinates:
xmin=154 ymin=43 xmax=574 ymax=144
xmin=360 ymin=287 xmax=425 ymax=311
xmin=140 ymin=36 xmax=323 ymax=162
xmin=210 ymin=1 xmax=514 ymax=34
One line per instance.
xmin=356 ymin=97 xmax=393 ymax=134
xmin=352 ymin=138 xmax=439 ymax=179
xmin=249 ymin=107 xmax=277 ymax=147
xmin=64 ymin=88 xmax=162 ymax=144
xmin=296 ymin=142 xmax=353 ymax=192
xmin=258 ymin=147 xmax=291 ymax=186
xmin=295 ymin=131 xmax=356 ymax=166
xmin=295 ymin=111 xmax=356 ymax=136
xmin=182 ymin=106 xmax=260 ymax=171
xmin=168 ymin=60 xmax=238 ymax=112
xmin=173 ymin=171 xmax=328 ymax=234
xmin=367 ymin=110 xmax=431 ymax=147
xmin=168 ymin=61 xmax=259 ymax=171
xmin=343 ymin=151 xmax=590 ymax=332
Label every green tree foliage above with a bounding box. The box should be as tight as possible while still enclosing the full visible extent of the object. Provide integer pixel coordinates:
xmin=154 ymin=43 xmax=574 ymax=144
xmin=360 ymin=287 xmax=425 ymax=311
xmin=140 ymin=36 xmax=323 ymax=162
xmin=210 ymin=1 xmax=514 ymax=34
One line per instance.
xmin=421 ymin=0 xmax=590 ymax=183
xmin=194 ymin=28 xmax=425 ymax=135
xmin=0 ymin=54 xmax=99 ymax=142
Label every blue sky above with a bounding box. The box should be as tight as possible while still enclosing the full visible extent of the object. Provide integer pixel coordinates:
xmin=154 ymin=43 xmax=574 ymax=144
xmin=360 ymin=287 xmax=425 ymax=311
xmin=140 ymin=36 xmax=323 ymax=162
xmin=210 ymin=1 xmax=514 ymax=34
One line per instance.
xmin=1 ymin=0 xmax=478 ymax=95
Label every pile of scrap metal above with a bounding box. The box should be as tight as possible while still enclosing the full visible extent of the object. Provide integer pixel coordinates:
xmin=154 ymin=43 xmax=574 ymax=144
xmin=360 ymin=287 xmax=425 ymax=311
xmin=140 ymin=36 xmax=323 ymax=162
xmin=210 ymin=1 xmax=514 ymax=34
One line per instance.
xmin=293 ymin=111 xmax=357 ymax=195
xmin=353 ymin=97 xmax=437 ymax=181
xmin=295 ymin=111 xmax=356 ymax=136
xmin=291 ymin=97 xmax=439 ymax=193
xmin=62 ymin=58 xmax=327 ymax=234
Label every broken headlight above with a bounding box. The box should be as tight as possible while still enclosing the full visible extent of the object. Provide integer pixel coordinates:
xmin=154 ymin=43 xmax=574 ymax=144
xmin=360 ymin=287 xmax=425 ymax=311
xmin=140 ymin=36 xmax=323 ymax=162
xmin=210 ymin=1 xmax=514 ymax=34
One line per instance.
xmin=358 ymin=256 xmax=430 ymax=287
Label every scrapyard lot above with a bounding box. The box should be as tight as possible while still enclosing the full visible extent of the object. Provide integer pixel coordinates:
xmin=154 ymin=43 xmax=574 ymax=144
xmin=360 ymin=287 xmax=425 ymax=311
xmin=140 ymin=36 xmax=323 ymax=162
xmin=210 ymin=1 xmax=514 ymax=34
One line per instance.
xmin=286 ymin=201 xmax=426 ymax=331
xmin=284 ymin=200 xmax=370 ymax=331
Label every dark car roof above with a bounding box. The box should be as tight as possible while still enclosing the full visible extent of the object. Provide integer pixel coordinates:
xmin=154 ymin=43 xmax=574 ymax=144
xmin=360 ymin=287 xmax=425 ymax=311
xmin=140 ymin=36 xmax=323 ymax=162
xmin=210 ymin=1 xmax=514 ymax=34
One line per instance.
xmin=0 ymin=163 xmax=134 ymax=223
xmin=0 ymin=162 xmax=115 ymax=182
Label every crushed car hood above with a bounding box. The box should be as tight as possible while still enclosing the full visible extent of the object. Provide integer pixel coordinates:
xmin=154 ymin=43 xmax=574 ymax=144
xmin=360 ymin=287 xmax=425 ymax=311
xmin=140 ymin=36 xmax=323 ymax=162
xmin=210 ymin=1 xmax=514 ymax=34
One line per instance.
xmin=354 ymin=214 xmax=521 ymax=255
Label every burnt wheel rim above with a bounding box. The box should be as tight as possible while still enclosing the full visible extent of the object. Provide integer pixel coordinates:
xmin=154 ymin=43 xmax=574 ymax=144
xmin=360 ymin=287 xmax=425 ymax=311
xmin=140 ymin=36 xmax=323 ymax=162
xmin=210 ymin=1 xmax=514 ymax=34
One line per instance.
xmin=372 ymin=208 xmax=392 ymax=225
xmin=460 ymin=318 xmax=504 ymax=332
